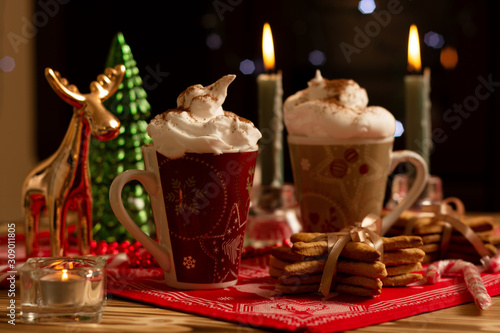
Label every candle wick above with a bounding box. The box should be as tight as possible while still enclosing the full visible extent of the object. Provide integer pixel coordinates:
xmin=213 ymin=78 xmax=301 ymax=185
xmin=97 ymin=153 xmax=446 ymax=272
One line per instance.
xmin=407 ymin=65 xmax=422 ymax=75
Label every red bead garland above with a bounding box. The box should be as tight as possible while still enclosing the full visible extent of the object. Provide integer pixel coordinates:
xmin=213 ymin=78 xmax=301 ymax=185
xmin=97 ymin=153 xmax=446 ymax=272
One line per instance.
xmin=90 ymin=239 xmax=289 ymax=268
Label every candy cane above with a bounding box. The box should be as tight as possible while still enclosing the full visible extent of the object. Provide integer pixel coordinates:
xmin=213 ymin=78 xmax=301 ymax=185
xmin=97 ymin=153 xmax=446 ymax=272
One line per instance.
xmin=485 ymin=254 xmax=500 ymax=273
xmin=425 ymin=259 xmax=491 ymax=310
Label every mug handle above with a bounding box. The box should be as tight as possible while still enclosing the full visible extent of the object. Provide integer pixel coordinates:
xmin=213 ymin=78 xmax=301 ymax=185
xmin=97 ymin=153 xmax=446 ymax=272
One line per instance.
xmin=109 ymin=169 xmax=171 ymax=272
xmin=381 ymin=151 xmax=429 ymax=235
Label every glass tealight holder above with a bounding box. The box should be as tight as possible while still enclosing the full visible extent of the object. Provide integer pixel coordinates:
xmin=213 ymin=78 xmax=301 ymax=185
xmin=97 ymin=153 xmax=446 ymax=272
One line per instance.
xmin=386 ymin=174 xmax=443 ymax=210
xmin=20 ymin=256 xmax=106 ymax=324
xmin=246 ymin=184 xmax=302 ymax=247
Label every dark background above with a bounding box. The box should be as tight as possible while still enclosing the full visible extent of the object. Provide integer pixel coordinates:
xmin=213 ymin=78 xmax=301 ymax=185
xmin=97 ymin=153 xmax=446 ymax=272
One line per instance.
xmin=34 ymin=0 xmax=500 ymax=211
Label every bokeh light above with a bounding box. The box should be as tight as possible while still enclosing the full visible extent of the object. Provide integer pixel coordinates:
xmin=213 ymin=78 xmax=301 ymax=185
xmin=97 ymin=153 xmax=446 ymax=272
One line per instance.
xmin=358 ymin=0 xmax=376 ymax=14
xmin=394 ymin=120 xmax=404 ymax=137
xmin=308 ymin=50 xmax=326 ymax=66
xmin=206 ymin=33 xmax=222 ymax=50
xmin=239 ymin=59 xmax=255 ymax=75
xmin=424 ymin=31 xmax=445 ymax=49
xmin=0 ymin=56 xmax=15 ymax=72
xmin=440 ymin=46 xmax=458 ymax=70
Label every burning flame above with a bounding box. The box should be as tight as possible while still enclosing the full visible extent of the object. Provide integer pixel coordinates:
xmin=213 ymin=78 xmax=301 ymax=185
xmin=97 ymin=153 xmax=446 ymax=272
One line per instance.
xmin=262 ymin=23 xmax=275 ymax=71
xmin=62 ymin=269 xmax=68 ymax=281
xmin=408 ymin=24 xmax=421 ymax=72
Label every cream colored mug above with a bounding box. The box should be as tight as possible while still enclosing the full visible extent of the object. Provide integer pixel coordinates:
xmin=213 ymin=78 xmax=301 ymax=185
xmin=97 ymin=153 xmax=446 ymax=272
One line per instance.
xmin=288 ymin=135 xmax=428 ymax=235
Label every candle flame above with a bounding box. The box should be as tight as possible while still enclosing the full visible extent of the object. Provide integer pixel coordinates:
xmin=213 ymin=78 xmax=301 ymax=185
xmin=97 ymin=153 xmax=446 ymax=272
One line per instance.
xmin=262 ymin=23 xmax=275 ymax=71
xmin=407 ymin=24 xmax=421 ymax=72
xmin=62 ymin=269 xmax=68 ymax=281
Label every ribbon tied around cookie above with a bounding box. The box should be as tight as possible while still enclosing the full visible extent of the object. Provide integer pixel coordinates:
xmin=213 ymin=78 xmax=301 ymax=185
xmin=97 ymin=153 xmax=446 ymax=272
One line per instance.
xmin=317 ymin=214 xmax=384 ymax=297
xmin=404 ymin=197 xmax=492 ymax=268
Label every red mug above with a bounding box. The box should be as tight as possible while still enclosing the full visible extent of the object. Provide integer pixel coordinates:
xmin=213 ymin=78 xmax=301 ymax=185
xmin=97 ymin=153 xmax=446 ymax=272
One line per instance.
xmin=109 ymin=145 xmax=257 ymax=289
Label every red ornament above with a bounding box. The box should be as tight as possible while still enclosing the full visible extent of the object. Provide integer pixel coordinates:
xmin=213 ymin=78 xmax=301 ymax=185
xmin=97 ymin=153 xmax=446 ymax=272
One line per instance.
xmin=93 ymin=237 xmax=274 ymax=268
xmin=107 ymin=248 xmax=119 ymax=255
xmin=96 ymin=240 xmax=108 ymax=255
xmin=130 ymin=256 xmax=141 ymax=268
xmin=120 ymin=240 xmax=131 ymax=249
xmin=141 ymin=258 xmax=152 ymax=268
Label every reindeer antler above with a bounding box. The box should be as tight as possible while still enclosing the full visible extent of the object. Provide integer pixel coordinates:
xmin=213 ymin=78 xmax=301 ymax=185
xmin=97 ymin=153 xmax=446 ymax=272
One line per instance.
xmin=45 ymin=68 xmax=86 ymax=108
xmin=90 ymin=64 xmax=126 ymax=101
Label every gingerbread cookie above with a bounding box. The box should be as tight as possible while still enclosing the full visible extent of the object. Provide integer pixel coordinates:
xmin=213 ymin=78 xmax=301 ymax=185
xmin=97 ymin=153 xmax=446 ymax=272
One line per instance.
xmin=275 ymin=283 xmax=319 ymax=295
xmin=382 ymin=236 xmax=423 ymax=251
xmin=383 ymin=248 xmax=425 ymax=265
xmin=271 ymin=246 xmax=305 ymax=262
xmin=462 ymin=216 xmax=495 ymax=233
xmin=421 ymin=243 xmax=440 ymax=253
xmin=421 ymin=234 xmax=442 ymax=244
xmin=336 ymin=273 xmax=383 ymax=290
xmin=334 ymin=283 xmax=381 ymax=297
xmin=278 ymin=273 xmax=323 ymax=286
xmin=292 ymin=241 xmax=328 ymax=257
xmin=382 ymin=273 xmax=423 ymax=287
xmin=386 ymin=262 xmax=422 ymax=276
xmin=337 ymin=260 xmax=387 ymax=279
xmin=269 ymin=255 xmax=292 ymax=270
xmin=282 ymin=259 xmax=326 ymax=276
xmin=290 ymin=232 xmax=324 ymax=243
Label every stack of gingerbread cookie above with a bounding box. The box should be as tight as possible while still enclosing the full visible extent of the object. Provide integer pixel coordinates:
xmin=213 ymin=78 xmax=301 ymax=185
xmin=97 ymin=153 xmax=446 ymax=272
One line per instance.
xmin=387 ymin=212 xmax=498 ymax=264
xmin=447 ymin=216 xmax=499 ymax=262
xmin=269 ymin=233 xmax=425 ymax=296
xmin=381 ymin=236 xmax=425 ymax=286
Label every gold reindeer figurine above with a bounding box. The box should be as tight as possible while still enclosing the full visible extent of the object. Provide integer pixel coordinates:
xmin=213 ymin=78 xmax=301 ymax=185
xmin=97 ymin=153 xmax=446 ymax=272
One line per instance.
xmin=22 ymin=65 xmax=125 ymax=257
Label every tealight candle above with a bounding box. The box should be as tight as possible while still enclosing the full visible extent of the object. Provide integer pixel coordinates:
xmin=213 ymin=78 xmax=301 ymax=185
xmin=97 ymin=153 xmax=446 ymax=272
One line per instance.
xmin=20 ymin=256 xmax=106 ymax=324
xmin=39 ymin=269 xmax=85 ymax=306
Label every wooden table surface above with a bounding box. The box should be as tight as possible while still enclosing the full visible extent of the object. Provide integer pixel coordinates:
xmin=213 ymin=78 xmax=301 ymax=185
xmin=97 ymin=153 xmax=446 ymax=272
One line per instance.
xmin=1 ymin=281 xmax=500 ymax=333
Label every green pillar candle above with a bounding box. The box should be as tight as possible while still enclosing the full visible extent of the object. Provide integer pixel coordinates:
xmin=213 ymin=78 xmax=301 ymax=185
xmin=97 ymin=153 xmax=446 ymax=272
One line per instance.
xmin=257 ymin=23 xmax=284 ymax=187
xmin=405 ymin=25 xmax=431 ymax=170
xmin=405 ymin=69 xmax=431 ymax=170
xmin=257 ymin=71 xmax=284 ymax=187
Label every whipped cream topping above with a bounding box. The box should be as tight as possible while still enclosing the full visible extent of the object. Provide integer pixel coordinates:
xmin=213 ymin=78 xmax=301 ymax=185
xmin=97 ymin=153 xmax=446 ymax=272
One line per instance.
xmin=147 ymin=75 xmax=261 ymax=158
xmin=284 ymin=70 xmax=395 ymax=139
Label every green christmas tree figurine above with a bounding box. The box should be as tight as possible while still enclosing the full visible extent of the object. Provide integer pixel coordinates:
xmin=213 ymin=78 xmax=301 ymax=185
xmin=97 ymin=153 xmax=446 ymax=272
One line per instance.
xmin=90 ymin=32 xmax=154 ymax=242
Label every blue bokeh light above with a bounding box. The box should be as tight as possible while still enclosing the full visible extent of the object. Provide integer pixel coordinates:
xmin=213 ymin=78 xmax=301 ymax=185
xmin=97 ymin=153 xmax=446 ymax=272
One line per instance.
xmin=206 ymin=33 xmax=222 ymax=50
xmin=0 ymin=56 xmax=15 ymax=72
xmin=308 ymin=50 xmax=326 ymax=66
xmin=394 ymin=120 xmax=404 ymax=137
xmin=239 ymin=59 xmax=255 ymax=75
xmin=424 ymin=31 xmax=445 ymax=49
xmin=358 ymin=0 xmax=376 ymax=14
